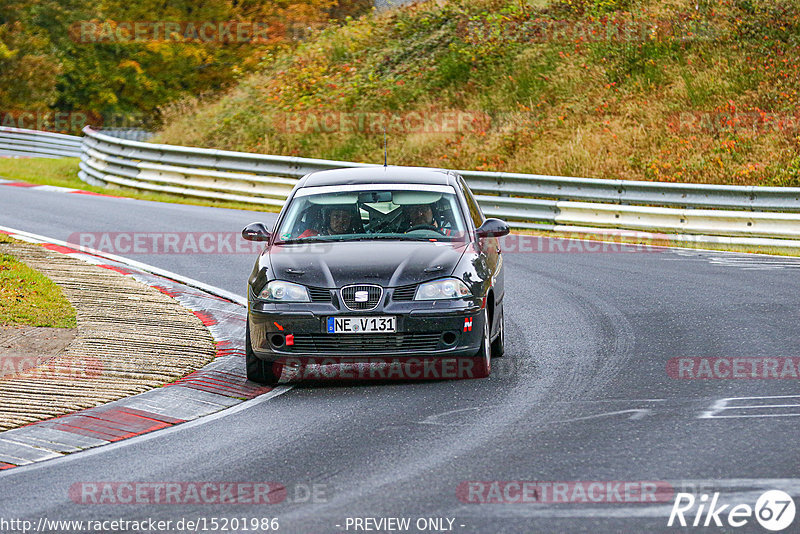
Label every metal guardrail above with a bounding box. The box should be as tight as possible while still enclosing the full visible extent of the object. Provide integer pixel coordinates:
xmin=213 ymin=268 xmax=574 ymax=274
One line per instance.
xmin=461 ymin=170 xmax=800 ymax=212
xmin=78 ymin=128 xmax=359 ymax=206
xmin=77 ymin=127 xmax=800 ymax=243
xmin=0 ymin=126 xmax=82 ymax=159
xmin=4 ymin=124 xmax=800 ymax=246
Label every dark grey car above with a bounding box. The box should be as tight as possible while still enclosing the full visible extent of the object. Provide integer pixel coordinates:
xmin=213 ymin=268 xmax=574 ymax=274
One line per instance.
xmin=242 ymin=166 xmax=509 ymax=384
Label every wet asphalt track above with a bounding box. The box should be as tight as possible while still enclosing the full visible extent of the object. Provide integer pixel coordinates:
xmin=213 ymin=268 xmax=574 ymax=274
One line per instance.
xmin=0 ymin=186 xmax=798 ymax=533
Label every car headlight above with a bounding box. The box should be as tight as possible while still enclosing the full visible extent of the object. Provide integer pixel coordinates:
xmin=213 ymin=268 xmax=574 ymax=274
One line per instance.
xmin=258 ymin=280 xmax=310 ymax=302
xmin=414 ymin=278 xmax=472 ymax=300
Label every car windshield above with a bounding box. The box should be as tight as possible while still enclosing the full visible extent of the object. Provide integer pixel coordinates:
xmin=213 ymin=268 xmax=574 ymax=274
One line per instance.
xmin=276 ymin=185 xmax=467 ymax=242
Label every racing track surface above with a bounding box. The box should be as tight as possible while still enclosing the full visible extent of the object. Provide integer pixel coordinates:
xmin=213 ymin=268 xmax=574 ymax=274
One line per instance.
xmin=0 ymin=186 xmax=798 ymax=533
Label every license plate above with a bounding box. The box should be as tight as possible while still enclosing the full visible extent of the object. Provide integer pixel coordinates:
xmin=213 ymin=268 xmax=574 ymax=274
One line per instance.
xmin=327 ymin=316 xmax=396 ymax=334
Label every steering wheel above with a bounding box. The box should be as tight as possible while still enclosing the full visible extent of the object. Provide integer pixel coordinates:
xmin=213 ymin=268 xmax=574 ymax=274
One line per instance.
xmin=406 ymin=224 xmax=441 ymax=233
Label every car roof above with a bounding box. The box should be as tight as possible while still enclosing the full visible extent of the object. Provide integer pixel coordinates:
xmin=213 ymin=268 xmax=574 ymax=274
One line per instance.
xmin=298 ymin=166 xmax=457 ymax=188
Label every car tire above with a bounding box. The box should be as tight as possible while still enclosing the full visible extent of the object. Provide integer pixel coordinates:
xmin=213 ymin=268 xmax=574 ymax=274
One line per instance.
xmin=491 ymin=308 xmax=504 ymax=358
xmin=246 ymin=323 xmax=280 ymax=385
xmin=472 ymin=308 xmax=492 ymax=379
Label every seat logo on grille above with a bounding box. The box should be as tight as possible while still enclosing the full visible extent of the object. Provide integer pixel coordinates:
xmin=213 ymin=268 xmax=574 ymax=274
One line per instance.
xmin=341 ymin=284 xmax=383 ymax=311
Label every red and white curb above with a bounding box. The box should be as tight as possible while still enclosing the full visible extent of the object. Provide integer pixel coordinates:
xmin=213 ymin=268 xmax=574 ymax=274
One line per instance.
xmin=0 ymin=225 xmax=287 ymax=469
xmin=0 ymin=178 xmax=126 ymax=198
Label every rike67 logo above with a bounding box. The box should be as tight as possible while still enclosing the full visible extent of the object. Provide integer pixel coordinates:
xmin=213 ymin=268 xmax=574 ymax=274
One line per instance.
xmin=668 ymin=490 xmax=796 ymax=531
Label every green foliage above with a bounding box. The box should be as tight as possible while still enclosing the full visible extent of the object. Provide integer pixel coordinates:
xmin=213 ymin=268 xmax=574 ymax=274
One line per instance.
xmin=771 ymin=153 xmax=800 ymax=187
xmin=0 ymin=250 xmax=76 ymax=328
xmin=0 ymin=0 xmax=372 ymax=132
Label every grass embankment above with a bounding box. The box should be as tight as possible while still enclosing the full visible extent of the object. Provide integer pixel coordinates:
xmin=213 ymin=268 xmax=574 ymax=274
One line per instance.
xmin=0 ymin=158 xmax=278 ymax=213
xmin=0 ymin=235 xmax=76 ymax=328
xmin=155 ymin=0 xmax=800 ymax=187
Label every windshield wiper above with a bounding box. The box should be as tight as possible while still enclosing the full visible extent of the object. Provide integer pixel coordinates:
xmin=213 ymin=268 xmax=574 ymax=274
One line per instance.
xmin=279 ymin=235 xmax=450 ymax=244
xmin=349 ymin=235 xmax=443 ymax=242
xmin=276 ymin=237 xmax=332 ymax=244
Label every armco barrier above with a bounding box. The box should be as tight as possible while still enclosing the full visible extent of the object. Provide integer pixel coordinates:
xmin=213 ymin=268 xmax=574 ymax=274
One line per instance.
xmin=0 ymin=126 xmax=82 ymax=158
xmin=460 ymin=170 xmax=800 ymax=212
xmin=554 ymin=201 xmax=800 ymax=239
xmin=3 ymin=125 xmax=800 ymax=247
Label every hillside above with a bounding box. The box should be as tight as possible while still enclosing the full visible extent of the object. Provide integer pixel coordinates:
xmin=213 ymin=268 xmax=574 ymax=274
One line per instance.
xmin=0 ymin=0 xmax=370 ymax=132
xmin=155 ymin=0 xmax=800 ymax=186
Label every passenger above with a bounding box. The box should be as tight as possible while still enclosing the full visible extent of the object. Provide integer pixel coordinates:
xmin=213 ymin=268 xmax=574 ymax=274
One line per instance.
xmin=298 ymin=207 xmax=355 ymax=238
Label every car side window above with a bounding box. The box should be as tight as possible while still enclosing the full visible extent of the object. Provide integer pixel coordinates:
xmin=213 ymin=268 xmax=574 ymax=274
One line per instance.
xmin=458 ymin=177 xmax=484 ymax=229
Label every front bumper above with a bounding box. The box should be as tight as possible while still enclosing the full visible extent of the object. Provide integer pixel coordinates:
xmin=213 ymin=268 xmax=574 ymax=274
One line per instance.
xmin=248 ymin=296 xmax=485 ymax=362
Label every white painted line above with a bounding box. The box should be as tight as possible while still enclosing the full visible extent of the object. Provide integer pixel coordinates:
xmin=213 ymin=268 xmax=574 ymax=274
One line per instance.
xmin=726 ymin=404 xmax=800 ymax=409
xmin=419 ymin=407 xmax=482 ymax=426
xmin=699 ymin=395 xmax=800 ymax=419
xmin=701 ymin=414 xmax=800 ymax=419
xmin=29 ymin=185 xmax=78 ymax=193
xmin=554 ymin=399 xmax=666 ymax=403
xmin=721 ymin=395 xmax=800 ymax=401
xmin=550 ymin=409 xmax=653 ymax=424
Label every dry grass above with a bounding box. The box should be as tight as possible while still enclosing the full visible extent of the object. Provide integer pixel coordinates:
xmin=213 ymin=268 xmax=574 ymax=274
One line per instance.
xmin=153 ymin=0 xmax=800 ymax=187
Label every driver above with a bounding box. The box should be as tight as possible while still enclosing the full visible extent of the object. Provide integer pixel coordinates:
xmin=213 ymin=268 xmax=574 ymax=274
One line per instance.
xmin=405 ymin=203 xmax=434 ymax=227
xmin=403 ymin=203 xmax=447 ymax=234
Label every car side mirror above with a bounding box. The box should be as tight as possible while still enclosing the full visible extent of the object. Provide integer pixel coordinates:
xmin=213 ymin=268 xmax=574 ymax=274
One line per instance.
xmin=242 ymin=222 xmax=272 ymax=242
xmin=476 ymin=218 xmax=510 ymax=238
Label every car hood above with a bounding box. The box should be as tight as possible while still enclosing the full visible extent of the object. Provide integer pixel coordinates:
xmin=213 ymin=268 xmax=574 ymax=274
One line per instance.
xmin=268 ymin=240 xmax=469 ymax=288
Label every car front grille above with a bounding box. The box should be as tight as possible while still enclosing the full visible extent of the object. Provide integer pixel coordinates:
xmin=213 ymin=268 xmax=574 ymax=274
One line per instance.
xmin=392 ymin=284 xmax=417 ymax=301
xmin=340 ymin=284 xmax=383 ymax=310
xmin=289 ymin=333 xmax=442 ymax=353
xmin=307 ymin=286 xmax=332 ymax=303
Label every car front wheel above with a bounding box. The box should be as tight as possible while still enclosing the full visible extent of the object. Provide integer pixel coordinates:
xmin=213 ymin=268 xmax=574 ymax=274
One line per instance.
xmin=246 ymin=323 xmax=281 ymax=385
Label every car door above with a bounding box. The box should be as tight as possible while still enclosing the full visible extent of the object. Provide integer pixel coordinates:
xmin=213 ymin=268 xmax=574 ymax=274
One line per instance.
xmin=456 ymin=176 xmax=503 ymax=320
